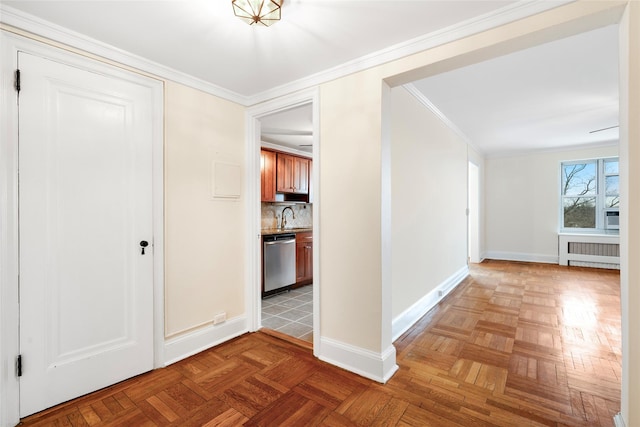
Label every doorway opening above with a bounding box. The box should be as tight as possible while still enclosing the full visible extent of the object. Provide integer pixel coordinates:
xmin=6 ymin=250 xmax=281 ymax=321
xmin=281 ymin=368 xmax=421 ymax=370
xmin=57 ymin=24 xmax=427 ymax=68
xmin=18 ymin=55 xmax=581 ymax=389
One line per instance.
xmin=259 ymin=103 xmax=314 ymax=344
xmin=246 ymin=90 xmax=319 ymax=355
xmin=468 ymin=161 xmax=480 ymax=263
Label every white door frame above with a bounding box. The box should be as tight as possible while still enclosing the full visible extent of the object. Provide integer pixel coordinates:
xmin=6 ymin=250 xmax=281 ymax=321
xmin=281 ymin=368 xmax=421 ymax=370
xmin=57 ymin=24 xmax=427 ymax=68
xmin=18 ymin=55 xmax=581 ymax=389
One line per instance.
xmin=244 ymin=89 xmax=320 ymax=356
xmin=0 ymin=32 xmax=165 ymax=427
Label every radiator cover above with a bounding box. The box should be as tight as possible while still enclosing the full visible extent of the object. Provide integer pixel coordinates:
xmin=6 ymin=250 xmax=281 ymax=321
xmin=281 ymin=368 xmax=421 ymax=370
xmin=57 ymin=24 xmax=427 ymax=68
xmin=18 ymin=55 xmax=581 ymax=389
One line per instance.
xmin=559 ymin=233 xmax=620 ymax=269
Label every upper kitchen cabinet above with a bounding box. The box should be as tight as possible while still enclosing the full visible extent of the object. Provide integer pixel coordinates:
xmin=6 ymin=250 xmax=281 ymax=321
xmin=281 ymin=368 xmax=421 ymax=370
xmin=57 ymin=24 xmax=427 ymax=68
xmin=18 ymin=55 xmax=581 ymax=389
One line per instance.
xmin=261 ymin=149 xmax=277 ymax=202
xmin=276 ymin=153 xmax=309 ymax=195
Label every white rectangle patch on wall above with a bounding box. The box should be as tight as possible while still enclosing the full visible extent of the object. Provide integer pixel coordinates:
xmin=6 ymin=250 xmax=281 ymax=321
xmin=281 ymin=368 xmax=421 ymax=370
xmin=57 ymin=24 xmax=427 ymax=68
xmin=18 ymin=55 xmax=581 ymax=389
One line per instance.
xmin=211 ymin=161 xmax=241 ymax=200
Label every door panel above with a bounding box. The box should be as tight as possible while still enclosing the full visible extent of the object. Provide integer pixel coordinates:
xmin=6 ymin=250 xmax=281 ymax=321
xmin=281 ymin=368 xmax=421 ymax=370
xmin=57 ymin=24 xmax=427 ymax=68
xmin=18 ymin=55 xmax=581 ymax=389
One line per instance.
xmin=18 ymin=52 xmax=154 ymax=417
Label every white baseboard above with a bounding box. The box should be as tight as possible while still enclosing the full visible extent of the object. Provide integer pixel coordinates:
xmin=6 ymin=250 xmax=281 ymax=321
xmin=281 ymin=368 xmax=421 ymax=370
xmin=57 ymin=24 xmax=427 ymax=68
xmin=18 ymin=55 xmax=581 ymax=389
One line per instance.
xmin=484 ymin=251 xmax=558 ymax=264
xmin=614 ymin=413 xmax=626 ymax=427
xmin=163 ymin=316 xmax=247 ymax=366
xmin=392 ymin=265 xmax=469 ymax=342
xmin=318 ymin=337 xmax=398 ymax=383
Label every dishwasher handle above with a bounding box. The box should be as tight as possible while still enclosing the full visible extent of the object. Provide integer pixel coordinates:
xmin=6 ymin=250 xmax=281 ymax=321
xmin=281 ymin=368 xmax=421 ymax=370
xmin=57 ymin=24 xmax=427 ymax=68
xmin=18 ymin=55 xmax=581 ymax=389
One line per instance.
xmin=264 ymin=239 xmax=295 ymax=246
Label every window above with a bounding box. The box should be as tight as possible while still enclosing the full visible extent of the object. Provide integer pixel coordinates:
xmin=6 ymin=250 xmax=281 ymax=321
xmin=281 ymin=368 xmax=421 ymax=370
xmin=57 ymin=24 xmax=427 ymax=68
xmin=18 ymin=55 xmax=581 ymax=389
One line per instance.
xmin=561 ymin=157 xmax=619 ymax=230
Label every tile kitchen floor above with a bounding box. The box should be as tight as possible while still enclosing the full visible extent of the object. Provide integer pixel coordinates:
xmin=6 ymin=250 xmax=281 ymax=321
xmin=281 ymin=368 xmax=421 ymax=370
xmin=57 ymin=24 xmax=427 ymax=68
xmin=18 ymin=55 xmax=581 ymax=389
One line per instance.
xmin=261 ymin=285 xmax=313 ymax=342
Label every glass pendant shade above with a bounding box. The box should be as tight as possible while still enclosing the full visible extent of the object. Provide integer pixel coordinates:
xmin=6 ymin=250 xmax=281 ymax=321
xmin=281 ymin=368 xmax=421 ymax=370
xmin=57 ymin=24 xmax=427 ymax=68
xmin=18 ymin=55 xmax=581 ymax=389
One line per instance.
xmin=232 ymin=0 xmax=282 ymax=26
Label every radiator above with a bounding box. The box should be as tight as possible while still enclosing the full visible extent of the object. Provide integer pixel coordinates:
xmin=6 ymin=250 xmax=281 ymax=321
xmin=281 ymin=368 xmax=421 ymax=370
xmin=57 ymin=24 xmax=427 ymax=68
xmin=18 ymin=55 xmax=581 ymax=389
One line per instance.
xmin=558 ymin=233 xmax=620 ymax=269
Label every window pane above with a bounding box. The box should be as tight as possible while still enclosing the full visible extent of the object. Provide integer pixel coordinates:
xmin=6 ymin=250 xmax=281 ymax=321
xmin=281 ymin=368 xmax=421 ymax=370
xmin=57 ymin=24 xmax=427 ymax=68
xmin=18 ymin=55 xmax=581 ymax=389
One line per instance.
xmin=606 ymin=175 xmax=619 ymax=196
xmin=563 ymin=197 xmax=596 ymax=228
xmin=562 ymin=163 xmax=596 ymax=196
xmin=606 ymin=196 xmax=620 ymax=208
xmin=605 ymin=159 xmax=619 ymax=175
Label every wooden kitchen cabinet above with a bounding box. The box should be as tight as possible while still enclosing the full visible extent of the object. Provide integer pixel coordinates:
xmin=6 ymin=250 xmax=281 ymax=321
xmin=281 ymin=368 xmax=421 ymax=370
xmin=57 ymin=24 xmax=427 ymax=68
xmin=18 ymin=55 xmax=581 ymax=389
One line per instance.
xmin=261 ymin=149 xmax=276 ymax=202
xmin=277 ymin=153 xmax=309 ymax=195
xmin=295 ymin=231 xmax=313 ymax=285
xmin=294 ymin=157 xmax=310 ymax=194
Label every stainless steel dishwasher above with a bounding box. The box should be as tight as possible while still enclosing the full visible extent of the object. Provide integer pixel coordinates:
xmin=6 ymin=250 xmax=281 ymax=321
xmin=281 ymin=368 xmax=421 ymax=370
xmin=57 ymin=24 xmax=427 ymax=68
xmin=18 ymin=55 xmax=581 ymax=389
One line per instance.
xmin=263 ymin=233 xmax=296 ymax=295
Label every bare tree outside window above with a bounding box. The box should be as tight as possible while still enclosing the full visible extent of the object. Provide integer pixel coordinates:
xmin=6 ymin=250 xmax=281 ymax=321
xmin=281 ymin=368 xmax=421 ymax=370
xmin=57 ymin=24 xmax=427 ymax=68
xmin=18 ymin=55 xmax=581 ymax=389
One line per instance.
xmin=562 ymin=162 xmax=596 ymax=228
xmin=561 ymin=158 xmax=619 ymax=230
xmin=605 ymin=159 xmax=620 ymax=208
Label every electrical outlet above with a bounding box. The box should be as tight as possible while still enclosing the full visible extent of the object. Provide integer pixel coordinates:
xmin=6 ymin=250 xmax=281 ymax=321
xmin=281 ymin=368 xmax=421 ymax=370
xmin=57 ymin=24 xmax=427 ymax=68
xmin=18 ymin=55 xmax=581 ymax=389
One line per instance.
xmin=213 ymin=312 xmax=226 ymax=325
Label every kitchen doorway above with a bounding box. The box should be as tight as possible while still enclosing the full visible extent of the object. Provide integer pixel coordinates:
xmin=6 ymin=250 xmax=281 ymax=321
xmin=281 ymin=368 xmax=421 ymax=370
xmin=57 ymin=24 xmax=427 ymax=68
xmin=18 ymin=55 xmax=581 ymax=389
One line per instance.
xmin=246 ymin=90 xmax=320 ymax=355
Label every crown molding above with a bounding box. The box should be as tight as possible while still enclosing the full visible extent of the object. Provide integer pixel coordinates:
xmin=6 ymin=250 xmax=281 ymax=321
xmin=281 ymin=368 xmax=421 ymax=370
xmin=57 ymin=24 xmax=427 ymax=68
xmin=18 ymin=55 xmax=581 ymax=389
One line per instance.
xmin=402 ymin=83 xmax=481 ymax=153
xmin=0 ymin=1 xmax=571 ymax=107
xmin=485 ymin=139 xmax=619 ymax=159
xmin=246 ymin=1 xmax=573 ymax=105
xmin=0 ymin=5 xmax=250 ymax=106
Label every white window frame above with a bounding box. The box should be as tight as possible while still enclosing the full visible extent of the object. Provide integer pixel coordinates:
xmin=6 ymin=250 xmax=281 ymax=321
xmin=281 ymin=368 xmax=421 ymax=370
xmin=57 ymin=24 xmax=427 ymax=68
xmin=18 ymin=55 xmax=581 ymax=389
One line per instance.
xmin=560 ymin=157 xmax=619 ymax=232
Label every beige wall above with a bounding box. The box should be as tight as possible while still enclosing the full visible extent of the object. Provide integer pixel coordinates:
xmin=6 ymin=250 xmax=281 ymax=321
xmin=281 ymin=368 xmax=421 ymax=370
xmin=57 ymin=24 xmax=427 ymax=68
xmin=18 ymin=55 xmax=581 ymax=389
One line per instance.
xmin=390 ymin=86 xmax=469 ymax=318
xmin=319 ymin=70 xmax=385 ymax=352
xmin=164 ymin=82 xmax=245 ymax=338
xmin=485 ymin=145 xmax=618 ymax=262
xmin=619 ymin=2 xmax=640 ymax=423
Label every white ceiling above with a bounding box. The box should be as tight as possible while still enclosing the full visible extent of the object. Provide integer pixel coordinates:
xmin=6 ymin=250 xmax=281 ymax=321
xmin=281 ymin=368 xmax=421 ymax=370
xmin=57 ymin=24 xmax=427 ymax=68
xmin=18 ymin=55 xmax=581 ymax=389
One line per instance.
xmin=412 ymin=24 xmax=619 ymax=155
xmin=1 ymin=1 xmax=619 ymax=156
xmin=2 ymin=0 xmax=517 ymax=97
xmin=260 ymin=104 xmax=313 ymax=153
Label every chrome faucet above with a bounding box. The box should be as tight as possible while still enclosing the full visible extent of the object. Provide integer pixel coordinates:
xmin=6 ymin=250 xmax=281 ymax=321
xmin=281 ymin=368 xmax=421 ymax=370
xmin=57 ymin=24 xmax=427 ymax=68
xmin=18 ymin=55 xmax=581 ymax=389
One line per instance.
xmin=280 ymin=206 xmax=295 ymax=229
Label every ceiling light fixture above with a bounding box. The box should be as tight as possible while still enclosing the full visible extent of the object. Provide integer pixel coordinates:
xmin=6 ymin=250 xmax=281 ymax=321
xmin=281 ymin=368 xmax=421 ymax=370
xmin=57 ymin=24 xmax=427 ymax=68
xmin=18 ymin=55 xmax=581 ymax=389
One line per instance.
xmin=232 ymin=0 xmax=283 ymax=27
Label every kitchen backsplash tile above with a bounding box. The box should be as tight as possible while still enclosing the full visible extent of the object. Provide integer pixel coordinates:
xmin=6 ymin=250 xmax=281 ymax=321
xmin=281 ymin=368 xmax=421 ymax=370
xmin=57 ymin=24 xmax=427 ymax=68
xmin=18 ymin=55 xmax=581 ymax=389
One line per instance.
xmin=261 ymin=203 xmax=312 ymax=229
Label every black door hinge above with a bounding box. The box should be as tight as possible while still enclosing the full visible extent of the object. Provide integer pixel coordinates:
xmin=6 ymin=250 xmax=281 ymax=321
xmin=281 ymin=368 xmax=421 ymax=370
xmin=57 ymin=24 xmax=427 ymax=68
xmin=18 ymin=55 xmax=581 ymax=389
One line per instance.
xmin=17 ymin=354 xmax=22 ymax=377
xmin=15 ymin=69 xmax=21 ymax=93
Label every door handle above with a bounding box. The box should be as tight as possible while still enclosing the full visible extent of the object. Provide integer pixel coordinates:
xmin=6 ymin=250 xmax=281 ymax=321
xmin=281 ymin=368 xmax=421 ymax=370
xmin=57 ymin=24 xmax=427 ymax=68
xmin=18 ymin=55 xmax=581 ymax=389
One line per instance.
xmin=140 ymin=240 xmax=149 ymax=255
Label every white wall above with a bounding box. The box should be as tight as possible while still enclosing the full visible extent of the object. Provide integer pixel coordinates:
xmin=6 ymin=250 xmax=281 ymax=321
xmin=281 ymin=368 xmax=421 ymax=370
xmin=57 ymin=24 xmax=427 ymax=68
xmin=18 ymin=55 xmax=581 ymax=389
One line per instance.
xmin=468 ymin=161 xmax=481 ymax=263
xmin=390 ymin=86 xmax=469 ymax=321
xmin=468 ymin=146 xmax=485 ymax=260
xmin=485 ymin=145 xmax=618 ymax=263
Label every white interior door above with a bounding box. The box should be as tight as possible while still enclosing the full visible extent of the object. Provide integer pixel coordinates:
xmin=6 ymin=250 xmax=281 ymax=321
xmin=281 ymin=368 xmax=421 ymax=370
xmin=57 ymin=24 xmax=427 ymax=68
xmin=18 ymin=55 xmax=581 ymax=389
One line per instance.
xmin=18 ymin=51 xmax=155 ymax=417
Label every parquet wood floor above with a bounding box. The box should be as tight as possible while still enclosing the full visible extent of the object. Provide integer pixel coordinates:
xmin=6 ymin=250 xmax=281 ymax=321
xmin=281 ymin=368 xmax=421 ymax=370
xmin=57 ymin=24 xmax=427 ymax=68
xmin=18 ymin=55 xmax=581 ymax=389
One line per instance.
xmin=20 ymin=260 xmax=621 ymax=426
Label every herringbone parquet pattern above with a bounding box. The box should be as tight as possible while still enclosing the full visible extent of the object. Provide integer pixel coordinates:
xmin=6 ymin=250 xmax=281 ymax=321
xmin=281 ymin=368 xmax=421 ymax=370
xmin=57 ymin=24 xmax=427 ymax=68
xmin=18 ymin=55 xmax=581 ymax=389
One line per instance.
xmin=21 ymin=260 xmax=621 ymax=426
